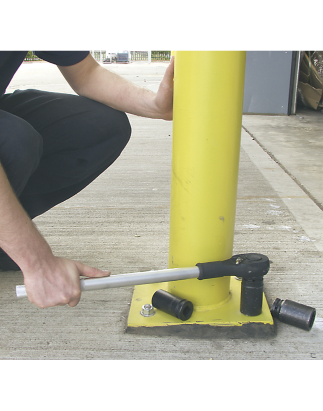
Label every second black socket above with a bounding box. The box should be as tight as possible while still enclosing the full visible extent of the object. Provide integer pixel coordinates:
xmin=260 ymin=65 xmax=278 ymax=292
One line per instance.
xmin=152 ymin=289 xmax=193 ymax=321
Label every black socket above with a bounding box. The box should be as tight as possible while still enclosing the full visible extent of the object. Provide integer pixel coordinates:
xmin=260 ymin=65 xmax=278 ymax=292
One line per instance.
xmin=152 ymin=289 xmax=193 ymax=321
xmin=271 ymin=298 xmax=316 ymax=331
xmin=240 ymin=277 xmax=264 ymax=316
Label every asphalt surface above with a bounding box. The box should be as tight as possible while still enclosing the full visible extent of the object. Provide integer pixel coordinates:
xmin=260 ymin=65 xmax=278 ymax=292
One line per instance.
xmin=0 ymin=60 xmax=322 ymax=360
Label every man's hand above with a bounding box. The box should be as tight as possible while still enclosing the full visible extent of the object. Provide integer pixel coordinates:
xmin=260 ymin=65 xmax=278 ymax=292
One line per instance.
xmin=23 ymin=256 xmax=110 ymax=308
xmin=153 ymin=56 xmax=174 ymax=121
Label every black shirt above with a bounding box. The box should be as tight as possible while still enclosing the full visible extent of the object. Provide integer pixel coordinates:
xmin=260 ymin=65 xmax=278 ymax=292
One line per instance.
xmin=0 ymin=51 xmax=89 ymax=97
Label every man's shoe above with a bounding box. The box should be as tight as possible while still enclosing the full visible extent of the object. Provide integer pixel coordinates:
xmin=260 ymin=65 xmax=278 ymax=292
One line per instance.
xmin=0 ymin=249 xmax=21 ymax=271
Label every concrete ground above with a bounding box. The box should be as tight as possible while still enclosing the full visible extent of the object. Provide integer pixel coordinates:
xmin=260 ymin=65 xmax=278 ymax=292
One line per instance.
xmin=0 ymin=60 xmax=322 ymax=360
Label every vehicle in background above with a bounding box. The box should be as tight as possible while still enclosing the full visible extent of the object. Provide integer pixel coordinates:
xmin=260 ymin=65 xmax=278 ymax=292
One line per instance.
xmin=103 ymin=51 xmax=130 ymax=64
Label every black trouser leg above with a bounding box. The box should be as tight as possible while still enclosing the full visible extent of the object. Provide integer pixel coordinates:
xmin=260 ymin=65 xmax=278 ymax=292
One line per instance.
xmin=0 ymin=89 xmax=131 ymax=218
xmin=0 ymin=109 xmax=43 ymax=197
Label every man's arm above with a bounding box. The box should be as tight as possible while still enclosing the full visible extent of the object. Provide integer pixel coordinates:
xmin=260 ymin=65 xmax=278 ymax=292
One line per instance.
xmin=58 ymin=54 xmax=174 ymax=120
xmin=1 ymin=55 xmax=174 ymax=309
xmin=0 ymin=164 xmax=109 ymax=308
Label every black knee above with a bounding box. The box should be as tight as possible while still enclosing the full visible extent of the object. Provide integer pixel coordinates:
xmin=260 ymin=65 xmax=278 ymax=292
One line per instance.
xmin=108 ymin=109 xmax=132 ymax=154
xmin=90 ymin=101 xmax=132 ymax=153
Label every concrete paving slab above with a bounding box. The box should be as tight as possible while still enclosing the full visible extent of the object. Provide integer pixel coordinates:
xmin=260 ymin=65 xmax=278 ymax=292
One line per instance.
xmin=242 ymin=108 xmax=323 ymax=209
xmin=240 ymin=128 xmax=323 ymax=253
xmin=0 ymin=61 xmax=322 ymax=360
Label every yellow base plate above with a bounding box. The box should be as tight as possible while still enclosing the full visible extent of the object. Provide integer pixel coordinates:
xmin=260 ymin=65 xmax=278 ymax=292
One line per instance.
xmin=126 ymin=277 xmax=275 ymax=338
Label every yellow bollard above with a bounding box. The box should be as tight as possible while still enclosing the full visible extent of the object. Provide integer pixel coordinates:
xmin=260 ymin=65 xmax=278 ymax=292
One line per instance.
xmin=167 ymin=51 xmax=245 ymax=308
xmin=127 ymin=51 xmax=274 ymax=337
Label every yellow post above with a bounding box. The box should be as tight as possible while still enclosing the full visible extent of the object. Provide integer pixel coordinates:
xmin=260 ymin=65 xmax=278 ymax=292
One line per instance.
xmin=127 ymin=51 xmax=274 ymax=336
xmin=168 ymin=51 xmax=246 ymax=309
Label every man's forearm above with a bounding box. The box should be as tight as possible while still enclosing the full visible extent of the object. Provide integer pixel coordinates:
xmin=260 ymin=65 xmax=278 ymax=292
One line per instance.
xmin=77 ymin=65 xmax=160 ymax=118
xmin=58 ymin=54 xmax=174 ymax=120
xmin=0 ymin=163 xmax=110 ymax=308
xmin=0 ymin=163 xmax=54 ymax=273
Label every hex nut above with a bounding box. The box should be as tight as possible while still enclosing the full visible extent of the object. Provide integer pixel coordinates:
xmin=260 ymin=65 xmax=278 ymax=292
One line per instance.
xmin=140 ymin=303 xmax=155 ymax=317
